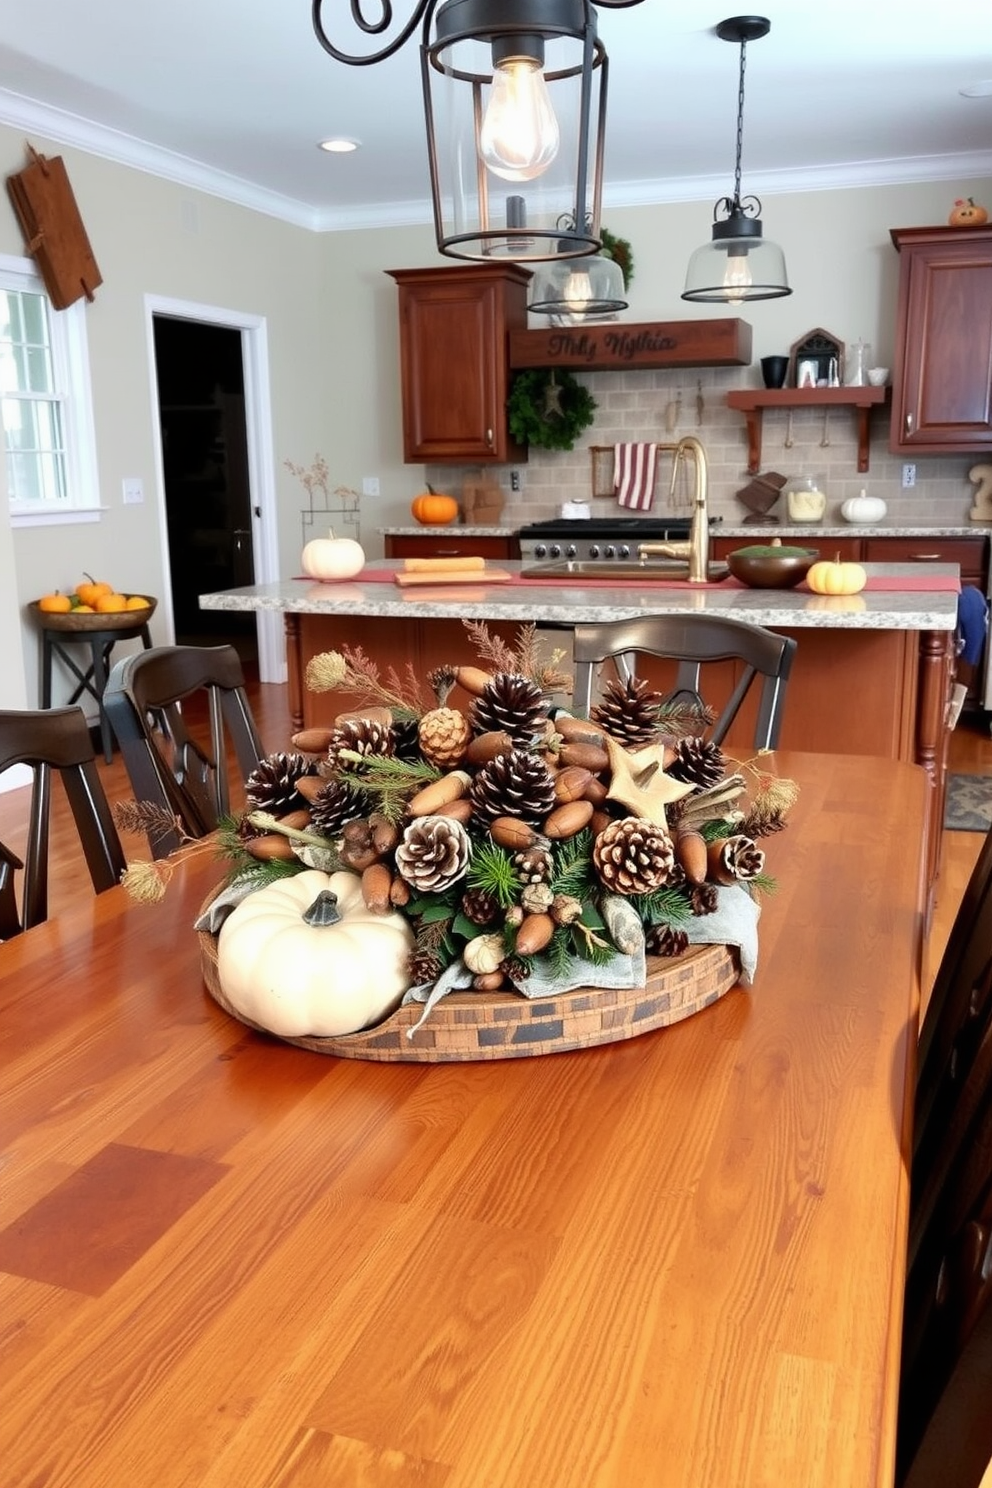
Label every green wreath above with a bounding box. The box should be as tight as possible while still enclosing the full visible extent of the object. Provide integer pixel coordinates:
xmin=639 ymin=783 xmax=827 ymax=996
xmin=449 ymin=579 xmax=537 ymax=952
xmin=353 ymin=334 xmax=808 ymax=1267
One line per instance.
xmin=599 ymin=227 xmax=635 ymax=289
xmin=507 ymin=369 xmax=597 ymax=452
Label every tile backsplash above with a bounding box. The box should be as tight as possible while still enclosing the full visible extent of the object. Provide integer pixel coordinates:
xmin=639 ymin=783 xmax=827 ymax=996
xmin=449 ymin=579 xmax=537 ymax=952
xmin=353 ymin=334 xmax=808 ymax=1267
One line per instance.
xmin=427 ymin=367 xmax=979 ymax=528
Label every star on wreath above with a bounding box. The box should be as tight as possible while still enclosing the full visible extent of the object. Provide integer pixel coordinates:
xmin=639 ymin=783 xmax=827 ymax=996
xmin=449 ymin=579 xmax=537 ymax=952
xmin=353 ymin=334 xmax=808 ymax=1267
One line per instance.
xmin=541 ymin=371 xmax=566 ymax=419
xmin=603 ymin=734 xmax=695 ymax=830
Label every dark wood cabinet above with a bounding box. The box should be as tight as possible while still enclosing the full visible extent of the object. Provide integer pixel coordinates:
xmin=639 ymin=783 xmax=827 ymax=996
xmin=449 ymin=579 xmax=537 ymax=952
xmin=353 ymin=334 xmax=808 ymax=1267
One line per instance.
xmin=890 ymin=225 xmax=992 ymax=453
xmin=387 ymin=265 xmax=531 ymax=465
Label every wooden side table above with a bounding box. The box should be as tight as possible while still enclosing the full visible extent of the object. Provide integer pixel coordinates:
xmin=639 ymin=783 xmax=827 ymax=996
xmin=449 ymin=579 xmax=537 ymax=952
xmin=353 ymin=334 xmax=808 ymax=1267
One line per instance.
xmin=27 ymin=598 xmax=158 ymax=764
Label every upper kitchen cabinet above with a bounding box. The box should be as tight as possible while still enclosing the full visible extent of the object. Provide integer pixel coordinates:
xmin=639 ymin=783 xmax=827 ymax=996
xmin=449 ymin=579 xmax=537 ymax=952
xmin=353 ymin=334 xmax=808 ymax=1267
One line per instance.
xmin=387 ymin=265 xmax=531 ymax=465
xmin=890 ymin=224 xmax=992 ymax=453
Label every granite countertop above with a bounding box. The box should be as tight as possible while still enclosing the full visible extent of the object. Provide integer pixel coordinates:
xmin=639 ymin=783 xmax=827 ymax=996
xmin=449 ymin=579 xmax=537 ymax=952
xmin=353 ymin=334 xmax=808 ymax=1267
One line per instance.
xmin=200 ymin=563 xmax=958 ymax=631
xmin=380 ymin=525 xmax=518 ymax=537
xmin=381 ymin=519 xmax=991 ymax=540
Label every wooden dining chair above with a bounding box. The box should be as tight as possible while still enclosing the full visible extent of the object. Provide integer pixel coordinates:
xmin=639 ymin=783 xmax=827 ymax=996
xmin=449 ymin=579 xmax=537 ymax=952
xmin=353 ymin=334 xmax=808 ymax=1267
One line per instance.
xmin=103 ymin=644 xmax=264 ymax=858
xmin=0 ymin=705 xmax=126 ymax=937
xmin=570 ymin=614 xmax=798 ymax=750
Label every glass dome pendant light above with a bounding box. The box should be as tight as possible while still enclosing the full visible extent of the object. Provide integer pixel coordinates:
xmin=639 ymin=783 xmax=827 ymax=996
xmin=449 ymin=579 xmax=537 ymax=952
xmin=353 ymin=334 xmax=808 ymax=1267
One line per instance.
xmin=529 ymin=224 xmax=628 ymax=322
xmin=681 ymin=15 xmax=791 ymax=304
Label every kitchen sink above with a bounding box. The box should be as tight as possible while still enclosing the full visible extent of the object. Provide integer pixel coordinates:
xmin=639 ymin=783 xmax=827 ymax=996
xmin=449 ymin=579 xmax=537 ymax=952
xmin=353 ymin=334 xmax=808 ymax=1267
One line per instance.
xmin=523 ymin=559 xmax=730 ymax=582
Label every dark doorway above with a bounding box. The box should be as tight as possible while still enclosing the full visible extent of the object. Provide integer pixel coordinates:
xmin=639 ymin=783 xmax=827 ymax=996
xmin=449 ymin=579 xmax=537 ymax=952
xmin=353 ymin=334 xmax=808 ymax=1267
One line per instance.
xmin=153 ymin=317 xmax=257 ymax=667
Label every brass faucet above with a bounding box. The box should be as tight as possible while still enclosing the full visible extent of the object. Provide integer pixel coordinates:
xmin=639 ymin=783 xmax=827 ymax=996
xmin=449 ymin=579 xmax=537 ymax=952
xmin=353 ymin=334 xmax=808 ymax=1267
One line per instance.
xmin=636 ymin=435 xmax=710 ymax=583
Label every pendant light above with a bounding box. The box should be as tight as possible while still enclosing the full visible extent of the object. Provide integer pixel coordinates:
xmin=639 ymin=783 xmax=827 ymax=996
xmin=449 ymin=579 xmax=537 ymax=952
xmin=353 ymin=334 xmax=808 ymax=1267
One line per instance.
xmin=313 ymin=1 xmax=649 ymax=264
xmin=681 ymin=16 xmax=790 ymax=304
xmin=528 ymin=224 xmax=628 ymax=322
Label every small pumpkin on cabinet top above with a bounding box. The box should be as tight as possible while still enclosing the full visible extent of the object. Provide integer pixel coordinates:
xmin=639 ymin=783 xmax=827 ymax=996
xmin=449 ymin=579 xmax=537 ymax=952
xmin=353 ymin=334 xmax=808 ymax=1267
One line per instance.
xmin=948 ymin=197 xmax=989 ymax=227
xmin=300 ymin=528 xmax=366 ymax=581
xmin=216 ymin=869 xmax=414 ymax=1037
xmin=806 ymin=554 xmax=868 ymax=596
xmin=411 ymin=486 xmax=459 ymax=525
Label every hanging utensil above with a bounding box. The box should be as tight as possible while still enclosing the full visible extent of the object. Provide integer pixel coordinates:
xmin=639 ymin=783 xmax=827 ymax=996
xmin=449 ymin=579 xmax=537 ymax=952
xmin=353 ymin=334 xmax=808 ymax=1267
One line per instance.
xmin=784 ymin=409 xmax=794 ymax=449
xmin=696 ymin=380 xmax=705 ymax=426
xmin=665 ymin=389 xmax=682 ymax=433
xmin=820 ymin=408 xmax=831 ymax=447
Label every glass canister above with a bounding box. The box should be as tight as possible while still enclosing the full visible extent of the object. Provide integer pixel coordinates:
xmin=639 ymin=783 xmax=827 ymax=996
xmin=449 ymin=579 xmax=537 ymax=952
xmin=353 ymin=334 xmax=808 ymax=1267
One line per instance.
xmin=846 ymin=339 xmax=872 ymax=387
xmin=785 ymin=473 xmax=827 ymax=523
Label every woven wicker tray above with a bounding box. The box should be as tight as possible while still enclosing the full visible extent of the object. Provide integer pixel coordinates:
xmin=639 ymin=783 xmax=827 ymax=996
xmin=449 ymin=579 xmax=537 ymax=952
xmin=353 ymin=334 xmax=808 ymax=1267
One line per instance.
xmin=27 ymin=596 xmax=157 ymax=633
xmin=198 ymin=925 xmax=742 ymax=1062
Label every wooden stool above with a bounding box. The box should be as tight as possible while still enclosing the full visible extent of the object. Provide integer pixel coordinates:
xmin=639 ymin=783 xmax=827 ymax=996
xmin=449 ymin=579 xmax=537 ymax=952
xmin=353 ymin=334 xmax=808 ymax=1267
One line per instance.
xmin=40 ymin=623 xmax=153 ymax=763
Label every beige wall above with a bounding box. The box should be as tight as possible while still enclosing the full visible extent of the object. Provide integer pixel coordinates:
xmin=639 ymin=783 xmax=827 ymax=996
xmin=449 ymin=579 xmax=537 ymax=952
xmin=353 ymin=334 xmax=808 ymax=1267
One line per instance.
xmin=0 ymin=117 xmax=989 ymax=707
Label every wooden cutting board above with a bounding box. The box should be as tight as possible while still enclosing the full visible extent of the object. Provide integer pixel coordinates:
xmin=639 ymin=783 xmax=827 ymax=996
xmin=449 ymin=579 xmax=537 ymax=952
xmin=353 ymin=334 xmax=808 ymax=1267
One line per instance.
xmin=393 ymin=567 xmax=514 ymax=587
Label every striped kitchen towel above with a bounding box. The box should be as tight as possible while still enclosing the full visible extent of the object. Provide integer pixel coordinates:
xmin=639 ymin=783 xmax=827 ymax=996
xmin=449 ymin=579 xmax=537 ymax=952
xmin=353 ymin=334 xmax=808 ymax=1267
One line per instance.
xmin=614 ymin=442 xmax=658 ymax=510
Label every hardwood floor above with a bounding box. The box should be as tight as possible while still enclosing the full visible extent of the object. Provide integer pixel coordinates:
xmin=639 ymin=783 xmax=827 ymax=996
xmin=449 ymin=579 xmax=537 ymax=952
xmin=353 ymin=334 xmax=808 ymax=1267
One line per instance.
xmin=2 ymin=677 xmax=990 ymax=1006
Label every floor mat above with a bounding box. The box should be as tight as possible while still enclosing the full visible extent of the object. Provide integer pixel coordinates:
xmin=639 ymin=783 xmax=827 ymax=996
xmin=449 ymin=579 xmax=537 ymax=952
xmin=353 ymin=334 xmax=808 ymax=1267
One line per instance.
xmin=945 ymin=773 xmax=992 ymax=832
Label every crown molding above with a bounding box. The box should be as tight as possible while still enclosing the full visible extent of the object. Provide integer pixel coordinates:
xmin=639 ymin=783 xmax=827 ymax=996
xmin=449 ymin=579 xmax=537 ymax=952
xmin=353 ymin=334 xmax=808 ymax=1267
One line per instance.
xmin=1 ymin=88 xmax=990 ymax=236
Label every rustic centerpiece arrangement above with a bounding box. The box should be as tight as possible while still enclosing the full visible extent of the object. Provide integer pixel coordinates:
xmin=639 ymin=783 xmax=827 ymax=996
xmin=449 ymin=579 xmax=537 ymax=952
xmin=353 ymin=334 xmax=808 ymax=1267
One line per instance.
xmin=126 ymin=623 xmax=796 ymax=1061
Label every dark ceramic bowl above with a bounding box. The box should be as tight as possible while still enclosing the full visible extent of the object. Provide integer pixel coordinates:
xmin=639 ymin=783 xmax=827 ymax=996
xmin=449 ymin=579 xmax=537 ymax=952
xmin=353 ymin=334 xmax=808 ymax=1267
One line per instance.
xmin=725 ymin=546 xmax=819 ymax=589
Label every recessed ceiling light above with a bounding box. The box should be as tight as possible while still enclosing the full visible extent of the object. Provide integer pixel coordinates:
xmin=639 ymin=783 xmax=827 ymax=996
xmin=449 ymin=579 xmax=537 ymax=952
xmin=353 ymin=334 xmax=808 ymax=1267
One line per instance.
xmin=960 ymin=80 xmax=992 ymax=97
xmin=318 ymin=137 xmax=360 ymax=153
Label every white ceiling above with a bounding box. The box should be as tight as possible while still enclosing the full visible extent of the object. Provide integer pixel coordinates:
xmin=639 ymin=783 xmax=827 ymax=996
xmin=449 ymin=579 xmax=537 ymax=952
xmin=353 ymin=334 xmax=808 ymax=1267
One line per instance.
xmin=1 ymin=1 xmax=990 ymax=232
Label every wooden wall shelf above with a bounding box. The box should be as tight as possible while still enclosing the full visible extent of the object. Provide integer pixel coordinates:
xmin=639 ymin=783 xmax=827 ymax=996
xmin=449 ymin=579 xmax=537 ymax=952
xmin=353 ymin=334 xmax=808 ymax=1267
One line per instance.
xmin=726 ymin=386 xmax=888 ymax=473
xmin=509 ymin=318 xmax=752 ymax=371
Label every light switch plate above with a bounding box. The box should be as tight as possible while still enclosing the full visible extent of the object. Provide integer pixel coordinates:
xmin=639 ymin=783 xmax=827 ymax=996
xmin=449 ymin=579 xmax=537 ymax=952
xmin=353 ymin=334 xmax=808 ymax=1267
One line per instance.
xmin=122 ymin=477 xmax=144 ymax=504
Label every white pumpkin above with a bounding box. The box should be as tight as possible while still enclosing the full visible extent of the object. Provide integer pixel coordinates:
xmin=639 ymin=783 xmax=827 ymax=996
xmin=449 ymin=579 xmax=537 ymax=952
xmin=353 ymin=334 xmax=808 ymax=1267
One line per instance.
xmin=300 ymin=528 xmax=366 ymax=581
xmin=216 ymin=869 xmax=413 ymax=1037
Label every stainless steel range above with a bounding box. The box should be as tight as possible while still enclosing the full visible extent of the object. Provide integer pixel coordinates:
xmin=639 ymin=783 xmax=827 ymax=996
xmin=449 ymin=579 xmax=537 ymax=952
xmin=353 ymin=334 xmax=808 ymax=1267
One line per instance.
xmin=518 ymin=515 xmax=716 ymax=567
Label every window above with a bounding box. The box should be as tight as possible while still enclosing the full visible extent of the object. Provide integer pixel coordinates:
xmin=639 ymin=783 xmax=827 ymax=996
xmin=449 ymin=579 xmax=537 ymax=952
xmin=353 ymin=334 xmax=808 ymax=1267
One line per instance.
xmin=0 ymin=254 xmax=100 ymax=526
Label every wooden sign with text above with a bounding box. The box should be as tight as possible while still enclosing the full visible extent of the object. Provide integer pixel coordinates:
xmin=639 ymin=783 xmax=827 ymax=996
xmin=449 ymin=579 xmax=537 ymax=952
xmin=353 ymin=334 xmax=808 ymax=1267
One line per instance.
xmin=509 ymin=318 xmax=752 ymax=371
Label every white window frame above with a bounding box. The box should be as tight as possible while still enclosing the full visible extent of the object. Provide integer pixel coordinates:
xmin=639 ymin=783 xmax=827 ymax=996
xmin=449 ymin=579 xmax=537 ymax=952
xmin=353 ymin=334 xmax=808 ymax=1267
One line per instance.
xmin=1 ymin=252 xmax=102 ymax=528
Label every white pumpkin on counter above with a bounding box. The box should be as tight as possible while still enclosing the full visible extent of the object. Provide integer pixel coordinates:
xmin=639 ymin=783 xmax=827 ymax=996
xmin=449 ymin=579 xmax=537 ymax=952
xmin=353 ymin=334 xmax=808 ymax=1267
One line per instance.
xmin=840 ymin=490 xmax=887 ymax=524
xmin=300 ymin=528 xmax=366 ymax=580
xmin=216 ymin=869 xmax=413 ymax=1037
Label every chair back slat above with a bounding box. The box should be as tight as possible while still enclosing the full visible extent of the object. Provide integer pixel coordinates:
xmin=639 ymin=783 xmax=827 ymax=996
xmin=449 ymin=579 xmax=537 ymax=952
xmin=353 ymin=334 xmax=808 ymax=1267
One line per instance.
xmin=0 ymin=706 xmax=126 ymax=936
xmin=571 ymin=615 xmax=797 ymax=749
xmin=104 ymin=644 xmax=264 ymax=858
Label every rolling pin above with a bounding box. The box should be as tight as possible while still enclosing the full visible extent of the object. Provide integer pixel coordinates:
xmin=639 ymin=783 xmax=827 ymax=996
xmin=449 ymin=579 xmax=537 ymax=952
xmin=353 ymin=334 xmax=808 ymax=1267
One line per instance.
xmin=402 ymin=555 xmax=487 ymax=573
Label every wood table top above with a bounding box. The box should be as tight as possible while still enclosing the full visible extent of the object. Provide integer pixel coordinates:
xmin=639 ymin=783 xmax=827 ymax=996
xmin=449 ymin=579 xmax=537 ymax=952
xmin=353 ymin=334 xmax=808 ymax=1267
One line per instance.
xmin=0 ymin=750 xmax=926 ymax=1488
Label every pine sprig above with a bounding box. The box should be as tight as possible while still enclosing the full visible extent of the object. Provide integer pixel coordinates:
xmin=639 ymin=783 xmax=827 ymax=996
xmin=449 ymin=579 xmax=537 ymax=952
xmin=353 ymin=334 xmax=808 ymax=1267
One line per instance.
xmin=466 ymin=840 xmax=519 ymax=907
xmin=657 ymin=698 xmax=718 ymax=738
xmin=550 ymin=828 xmax=596 ymax=899
xmin=630 ymin=883 xmax=694 ymax=926
xmin=459 ymin=619 xmax=572 ymax=694
xmin=113 ymin=799 xmax=186 ymax=848
xmin=305 ymin=645 xmax=427 ymax=717
xmin=336 ymin=750 xmax=439 ymax=824
xmin=461 ymin=620 xmax=519 ymax=676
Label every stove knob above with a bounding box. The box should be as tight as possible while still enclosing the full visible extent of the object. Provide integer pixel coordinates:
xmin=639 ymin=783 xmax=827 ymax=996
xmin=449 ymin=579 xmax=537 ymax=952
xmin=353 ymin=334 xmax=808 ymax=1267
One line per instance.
xmin=534 ymin=543 xmax=547 ymax=559
xmin=565 ymin=543 xmax=577 ymax=558
xmin=604 ymin=544 xmax=617 ymax=558
xmin=619 ymin=544 xmax=630 ymax=558
xmin=589 ymin=544 xmax=601 ymax=558
xmin=550 ymin=543 xmax=562 ymax=559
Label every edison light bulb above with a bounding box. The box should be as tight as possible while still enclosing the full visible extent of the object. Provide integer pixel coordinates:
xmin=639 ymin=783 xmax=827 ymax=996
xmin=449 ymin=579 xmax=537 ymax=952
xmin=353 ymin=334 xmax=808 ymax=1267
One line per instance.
xmin=723 ymin=252 xmax=753 ymax=302
xmin=563 ymin=267 xmax=593 ymax=315
xmin=479 ymin=56 xmax=560 ymax=182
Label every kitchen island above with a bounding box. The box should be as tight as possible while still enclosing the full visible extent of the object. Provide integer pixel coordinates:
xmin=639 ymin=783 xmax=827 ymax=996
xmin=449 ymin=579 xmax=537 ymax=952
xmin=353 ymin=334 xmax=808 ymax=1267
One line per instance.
xmin=201 ymin=562 xmax=958 ymax=910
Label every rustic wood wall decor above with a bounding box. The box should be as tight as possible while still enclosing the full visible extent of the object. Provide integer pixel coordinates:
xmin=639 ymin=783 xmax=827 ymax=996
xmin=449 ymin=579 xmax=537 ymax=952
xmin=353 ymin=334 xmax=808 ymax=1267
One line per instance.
xmin=6 ymin=144 xmax=102 ymax=310
xmin=788 ymin=327 xmax=843 ymax=388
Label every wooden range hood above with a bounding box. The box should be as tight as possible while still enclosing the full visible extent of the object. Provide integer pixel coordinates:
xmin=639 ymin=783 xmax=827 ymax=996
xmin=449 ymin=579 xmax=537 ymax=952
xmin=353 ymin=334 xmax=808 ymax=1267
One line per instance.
xmin=508 ymin=318 xmax=751 ymax=371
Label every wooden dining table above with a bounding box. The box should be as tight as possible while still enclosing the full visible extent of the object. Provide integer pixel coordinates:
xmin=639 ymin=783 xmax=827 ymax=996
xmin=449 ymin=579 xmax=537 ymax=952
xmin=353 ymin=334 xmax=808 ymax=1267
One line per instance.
xmin=0 ymin=750 xmax=926 ymax=1488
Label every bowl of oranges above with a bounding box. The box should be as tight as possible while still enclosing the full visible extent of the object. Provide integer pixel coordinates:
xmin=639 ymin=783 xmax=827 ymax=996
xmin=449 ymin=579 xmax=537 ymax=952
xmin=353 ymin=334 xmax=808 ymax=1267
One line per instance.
xmin=29 ymin=575 xmax=157 ymax=632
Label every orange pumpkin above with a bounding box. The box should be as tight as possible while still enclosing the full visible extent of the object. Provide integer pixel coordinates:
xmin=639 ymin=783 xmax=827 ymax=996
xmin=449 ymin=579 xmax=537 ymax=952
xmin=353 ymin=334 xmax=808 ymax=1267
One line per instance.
xmin=410 ymin=486 xmax=458 ymax=525
xmin=949 ymin=197 xmax=989 ymax=227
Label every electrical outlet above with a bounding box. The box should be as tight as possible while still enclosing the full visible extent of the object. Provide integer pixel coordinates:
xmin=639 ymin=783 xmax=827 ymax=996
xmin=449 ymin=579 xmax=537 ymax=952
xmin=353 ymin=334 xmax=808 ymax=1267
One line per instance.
xmin=122 ymin=477 xmax=144 ymax=504
xmin=362 ymin=476 xmax=380 ymax=496
xmin=510 ymin=470 xmax=521 ymax=492
xmin=902 ymin=463 xmax=916 ymax=489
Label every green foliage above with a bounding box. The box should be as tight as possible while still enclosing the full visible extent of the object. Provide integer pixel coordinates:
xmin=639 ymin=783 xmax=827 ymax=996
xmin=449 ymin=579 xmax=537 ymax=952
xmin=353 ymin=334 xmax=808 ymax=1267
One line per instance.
xmin=598 ymin=227 xmax=635 ymax=289
xmin=226 ymin=858 xmax=304 ymax=892
xmin=466 ymin=841 xmax=520 ymax=907
xmin=507 ymin=369 xmax=597 ymax=452
xmin=336 ymin=752 xmax=438 ymax=824
xmin=630 ymin=883 xmax=694 ymax=926
xmin=550 ymin=828 xmax=596 ymax=899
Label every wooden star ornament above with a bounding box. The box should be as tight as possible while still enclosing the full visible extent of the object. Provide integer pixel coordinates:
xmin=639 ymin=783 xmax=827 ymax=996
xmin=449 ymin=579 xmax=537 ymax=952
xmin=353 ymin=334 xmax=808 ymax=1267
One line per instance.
xmin=603 ymin=734 xmax=695 ymax=830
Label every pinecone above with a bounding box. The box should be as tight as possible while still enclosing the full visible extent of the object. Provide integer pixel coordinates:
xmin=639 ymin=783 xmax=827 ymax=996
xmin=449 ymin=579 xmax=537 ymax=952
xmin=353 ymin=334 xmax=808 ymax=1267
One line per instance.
xmin=395 ymin=815 xmax=472 ymax=892
xmin=667 ymin=736 xmax=727 ymax=789
xmin=645 ymin=924 xmax=690 ymax=957
xmin=419 ymin=707 xmax=471 ymax=767
xmin=326 ymin=718 xmax=395 ymax=772
xmin=513 ymin=844 xmax=553 ymax=884
xmin=407 ymin=946 xmax=444 ymax=987
xmin=590 ymin=676 xmax=663 ymax=747
xmin=245 ymin=752 xmax=318 ymax=815
xmin=470 ymin=673 xmax=549 ymax=746
xmin=592 ymin=816 xmax=675 ymax=896
xmin=501 ymin=955 xmax=531 ymax=983
xmin=690 ymin=884 xmax=719 ymax=916
xmin=469 ymin=749 xmax=557 ymax=826
xmin=738 ymin=807 xmax=788 ymax=839
xmin=460 ymin=887 xmax=502 ymax=926
xmin=308 ymin=778 xmax=368 ymax=837
xmin=708 ymin=834 xmax=765 ymax=884
xmin=391 ymin=715 xmax=423 ymax=761
xmin=427 ymin=664 xmax=458 ymax=705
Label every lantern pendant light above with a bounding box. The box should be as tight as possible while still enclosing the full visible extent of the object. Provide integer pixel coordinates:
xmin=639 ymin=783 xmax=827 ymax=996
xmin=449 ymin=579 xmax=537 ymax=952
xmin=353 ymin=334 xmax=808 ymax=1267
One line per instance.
xmin=528 ymin=228 xmax=628 ymax=322
xmin=313 ymin=0 xmax=651 ymax=264
xmin=681 ymin=15 xmax=791 ymax=304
